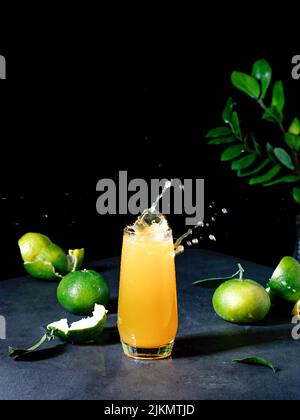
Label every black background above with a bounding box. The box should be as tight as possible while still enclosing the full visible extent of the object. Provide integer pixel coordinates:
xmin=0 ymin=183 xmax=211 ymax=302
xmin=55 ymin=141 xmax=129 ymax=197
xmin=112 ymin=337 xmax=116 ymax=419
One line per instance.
xmin=0 ymin=29 xmax=299 ymax=279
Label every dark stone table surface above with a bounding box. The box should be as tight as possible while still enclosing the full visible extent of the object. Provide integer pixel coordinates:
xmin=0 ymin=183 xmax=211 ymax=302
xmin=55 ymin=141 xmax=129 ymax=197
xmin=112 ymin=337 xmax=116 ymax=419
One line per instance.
xmin=0 ymin=249 xmax=299 ymax=400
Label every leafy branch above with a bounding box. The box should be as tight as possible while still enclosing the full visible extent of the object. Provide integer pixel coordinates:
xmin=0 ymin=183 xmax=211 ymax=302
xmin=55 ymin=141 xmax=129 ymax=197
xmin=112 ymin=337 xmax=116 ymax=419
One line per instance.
xmin=206 ymin=59 xmax=300 ymax=205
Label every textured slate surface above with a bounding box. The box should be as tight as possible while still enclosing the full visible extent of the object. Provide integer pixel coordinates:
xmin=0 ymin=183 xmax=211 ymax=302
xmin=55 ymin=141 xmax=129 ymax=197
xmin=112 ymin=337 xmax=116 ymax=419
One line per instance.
xmin=0 ymin=249 xmax=299 ymax=400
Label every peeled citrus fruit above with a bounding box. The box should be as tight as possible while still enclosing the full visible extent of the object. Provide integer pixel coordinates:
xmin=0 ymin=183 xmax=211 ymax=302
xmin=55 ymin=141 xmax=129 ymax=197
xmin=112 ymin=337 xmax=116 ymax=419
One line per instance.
xmin=18 ymin=232 xmax=84 ymax=280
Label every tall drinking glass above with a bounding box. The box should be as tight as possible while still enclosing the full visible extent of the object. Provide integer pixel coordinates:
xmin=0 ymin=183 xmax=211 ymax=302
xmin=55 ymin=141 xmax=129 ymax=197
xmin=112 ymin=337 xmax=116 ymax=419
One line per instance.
xmin=118 ymin=225 xmax=178 ymax=360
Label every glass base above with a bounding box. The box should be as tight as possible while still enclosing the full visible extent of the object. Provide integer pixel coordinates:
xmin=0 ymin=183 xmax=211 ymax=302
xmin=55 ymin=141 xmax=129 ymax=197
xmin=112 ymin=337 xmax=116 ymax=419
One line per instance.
xmin=122 ymin=341 xmax=174 ymax=360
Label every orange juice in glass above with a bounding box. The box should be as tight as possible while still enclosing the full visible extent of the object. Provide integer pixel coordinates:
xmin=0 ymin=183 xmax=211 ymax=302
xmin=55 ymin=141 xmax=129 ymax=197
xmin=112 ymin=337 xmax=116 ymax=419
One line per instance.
xmin=118 ymin=211 xmax=178 ymax=359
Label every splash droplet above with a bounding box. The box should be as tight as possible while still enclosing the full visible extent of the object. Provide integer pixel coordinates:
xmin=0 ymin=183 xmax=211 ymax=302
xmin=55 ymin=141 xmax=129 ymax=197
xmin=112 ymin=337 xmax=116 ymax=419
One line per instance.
xmin=175 ymin=245 xmax=185 ymax=256
xmin=175 ymin=229 xmax=193 ymax=248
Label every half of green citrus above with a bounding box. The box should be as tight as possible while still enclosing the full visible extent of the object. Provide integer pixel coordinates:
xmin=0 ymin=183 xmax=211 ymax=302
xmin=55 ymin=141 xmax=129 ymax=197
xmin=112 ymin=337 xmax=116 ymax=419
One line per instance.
xmin=48 ymin=304 xmax=107 ymax=344
xmin=267 ymin=256 xmax=300 ymax=303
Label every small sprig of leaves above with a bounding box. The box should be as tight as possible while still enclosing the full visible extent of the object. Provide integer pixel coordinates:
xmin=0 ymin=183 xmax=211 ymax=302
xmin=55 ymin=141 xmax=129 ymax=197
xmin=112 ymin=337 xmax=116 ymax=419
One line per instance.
xmin=206 ymin=59 xmax=300 ymax=204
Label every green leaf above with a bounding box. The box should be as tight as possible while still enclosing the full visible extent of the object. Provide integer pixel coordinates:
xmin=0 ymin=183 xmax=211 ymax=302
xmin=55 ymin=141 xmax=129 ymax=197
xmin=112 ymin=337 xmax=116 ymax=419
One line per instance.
xmin=272 ymin=81 xmax=285 ymax=113
xmin=207 ymin=137 xmax=237 ymax=145
xmin=293 ymin=187 xmax=300 ymax=205
xmin=206 ymin=127 xmax=232 ymax=138
xmin=222 ymin=97 xmax=235 ymax=124
xmin=231 ymin=153 xmax=258 ymax=171
xmin=238 ymin=158 xmax=271 ymax=177
xmin=266 ymin=142 xmax=276 ymax=161
xmin=221 ymin=144 xmax=244 ymax=161
xmin=231 ymin=71 xmax=260 ymax=99
xmin=273 ymin=147 xmax=295 ymax=170
xmin=243 ymin=134 xmax=252 ymax=153
xmin=231 ymin=111 xmax=241 ymax=138
xmin=263 ymin=175 xmax=300 ymax=187
xmin=252 ymin=59 xmax=272 ymax=100
xmin=250 ymin=134 xmax=262 ymax=155
xmin=285 ymin=133 xmax=300 ymax=152
xmin=232 ymin=357 xmax=278 ymax=373
xmin=262 ymin=106 xmax=283 ymax=125
xmin=289 ymin=117 xmax=300 ymax=136
xmin=249 ymin=164 xmax=281 ymax=185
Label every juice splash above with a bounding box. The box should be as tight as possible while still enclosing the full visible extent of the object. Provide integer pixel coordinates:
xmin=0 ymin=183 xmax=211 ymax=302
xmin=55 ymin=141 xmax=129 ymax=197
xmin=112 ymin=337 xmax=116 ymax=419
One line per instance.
xmin=150 ymin=180 xmax=172 ymax=213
